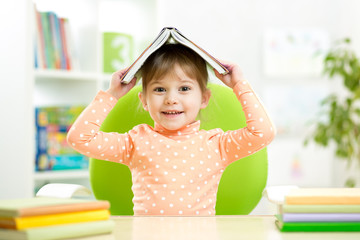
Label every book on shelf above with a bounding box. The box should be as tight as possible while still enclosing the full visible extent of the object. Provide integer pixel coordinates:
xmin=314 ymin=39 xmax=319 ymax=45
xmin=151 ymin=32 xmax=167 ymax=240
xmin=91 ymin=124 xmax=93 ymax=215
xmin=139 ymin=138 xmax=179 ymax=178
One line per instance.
xmin=35 ymin=106 xmax=87 ymax=171
xmin=33 ymin=5 xmax=78 ymax=70
xmin=120 ymin=27 xmax=229 ymax=84
xmin=0 ymin=220 xmax=114 ymax=240
xmin=103 ymin=32 xmax=134 ymax=74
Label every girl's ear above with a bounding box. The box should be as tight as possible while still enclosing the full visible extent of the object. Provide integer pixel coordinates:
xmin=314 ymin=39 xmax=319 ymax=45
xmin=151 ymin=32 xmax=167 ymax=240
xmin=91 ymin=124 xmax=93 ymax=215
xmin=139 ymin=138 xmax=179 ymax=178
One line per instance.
xmin=200 ymin=89 xmax=211 ymax=109
xmin=138 ymin=92 xmax=148 ymax=111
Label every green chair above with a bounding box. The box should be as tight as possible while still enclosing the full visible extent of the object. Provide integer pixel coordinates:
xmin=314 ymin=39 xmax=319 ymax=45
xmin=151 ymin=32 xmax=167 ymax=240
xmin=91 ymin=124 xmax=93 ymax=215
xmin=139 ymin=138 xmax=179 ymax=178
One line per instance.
xmin=90 ymin=83 xmax=268 ymax=215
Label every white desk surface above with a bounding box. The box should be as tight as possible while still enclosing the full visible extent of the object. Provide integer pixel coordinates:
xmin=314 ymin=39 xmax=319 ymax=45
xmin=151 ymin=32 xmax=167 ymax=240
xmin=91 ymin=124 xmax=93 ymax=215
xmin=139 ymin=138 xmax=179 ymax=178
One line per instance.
xmin=78 ymin=215 xmax=360 ymax=240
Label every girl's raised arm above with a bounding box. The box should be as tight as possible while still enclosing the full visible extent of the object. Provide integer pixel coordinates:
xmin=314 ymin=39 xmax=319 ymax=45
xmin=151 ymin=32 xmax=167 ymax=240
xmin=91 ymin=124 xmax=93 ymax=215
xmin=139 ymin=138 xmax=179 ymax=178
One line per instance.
xmin=213 ymin=62 xmax=276 ymax=164
xmin=67 ymin=69 xmax=136 ymax=164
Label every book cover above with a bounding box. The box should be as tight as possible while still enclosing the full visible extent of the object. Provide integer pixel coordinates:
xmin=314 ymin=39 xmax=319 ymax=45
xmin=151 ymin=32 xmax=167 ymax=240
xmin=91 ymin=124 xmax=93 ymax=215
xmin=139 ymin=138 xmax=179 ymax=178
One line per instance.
xmin=103 ymin=32 xmax=134 ymax=73
xmin=285 ymin=188 xmax=360 ymax=205
xmin=35 ymin=106 xmax=87 ymax=171
xmin=0 ymin=220 xmax=114 ymax=240
xmin=0 ymin=209 xmax=110 ymax=230
xmin=120 ymin=27 xmax=229 ymax=84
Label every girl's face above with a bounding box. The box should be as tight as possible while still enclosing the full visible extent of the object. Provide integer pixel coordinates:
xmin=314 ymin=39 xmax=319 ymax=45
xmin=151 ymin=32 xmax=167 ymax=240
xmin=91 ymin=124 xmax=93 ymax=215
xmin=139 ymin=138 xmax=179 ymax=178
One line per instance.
xmin=139 ymin=64 xmax=210 ymax=131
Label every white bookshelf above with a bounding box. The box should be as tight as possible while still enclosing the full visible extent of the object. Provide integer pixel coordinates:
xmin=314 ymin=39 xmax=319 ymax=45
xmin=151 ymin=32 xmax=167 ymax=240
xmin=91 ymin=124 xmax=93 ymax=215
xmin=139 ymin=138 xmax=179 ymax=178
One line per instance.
xmin=0 ymin=0 xmax=158 ymax=199
xmin=32 ymin=0 xmax=158 ymax=192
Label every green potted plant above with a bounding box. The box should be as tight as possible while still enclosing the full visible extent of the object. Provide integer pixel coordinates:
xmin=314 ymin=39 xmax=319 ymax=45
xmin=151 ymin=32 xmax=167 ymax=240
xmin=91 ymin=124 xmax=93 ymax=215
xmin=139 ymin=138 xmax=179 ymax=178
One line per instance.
xmin=305 ymin=38 xmax=360 ymax=187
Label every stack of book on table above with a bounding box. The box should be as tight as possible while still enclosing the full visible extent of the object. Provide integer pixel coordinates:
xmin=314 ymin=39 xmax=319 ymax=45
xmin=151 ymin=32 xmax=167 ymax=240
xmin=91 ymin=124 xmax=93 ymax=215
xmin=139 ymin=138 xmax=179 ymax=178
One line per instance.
xmin=0 ymin=197 xmax=114 ymax=240
xmin=274 ymin=188 xmax=360 ymax=232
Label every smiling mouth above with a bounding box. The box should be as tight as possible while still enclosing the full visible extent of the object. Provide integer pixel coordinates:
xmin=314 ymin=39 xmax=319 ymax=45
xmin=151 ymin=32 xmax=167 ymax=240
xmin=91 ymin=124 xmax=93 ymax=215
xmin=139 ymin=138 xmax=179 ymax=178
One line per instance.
xmin=162 ymin=111 xmax=184 ymax=115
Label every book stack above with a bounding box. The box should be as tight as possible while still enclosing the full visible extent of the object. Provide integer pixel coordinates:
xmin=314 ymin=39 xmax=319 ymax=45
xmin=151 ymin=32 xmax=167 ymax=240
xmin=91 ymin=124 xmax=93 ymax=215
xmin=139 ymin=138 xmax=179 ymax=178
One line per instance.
xmin=35 ymin=106 xmax=87 ymax=171
xmin=0 ymin=197 xmax=114 ymax=240
xmin=275 ymin=188 xmax=360 ymax=232
xmin=34 ymin=6 xmax=78 ymax=70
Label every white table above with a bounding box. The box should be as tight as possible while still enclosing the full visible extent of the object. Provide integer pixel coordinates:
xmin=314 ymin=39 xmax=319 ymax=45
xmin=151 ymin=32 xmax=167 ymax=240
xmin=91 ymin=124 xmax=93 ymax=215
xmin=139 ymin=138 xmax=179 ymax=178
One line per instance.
xmin=78 ymin=215 xmax=360 ymax=240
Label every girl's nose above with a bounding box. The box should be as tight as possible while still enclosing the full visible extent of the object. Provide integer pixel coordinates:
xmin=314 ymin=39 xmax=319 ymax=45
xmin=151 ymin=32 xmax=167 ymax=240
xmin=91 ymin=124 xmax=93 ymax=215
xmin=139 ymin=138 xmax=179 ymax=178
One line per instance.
xmin=165 ymin=93 xmax=178 ymax=105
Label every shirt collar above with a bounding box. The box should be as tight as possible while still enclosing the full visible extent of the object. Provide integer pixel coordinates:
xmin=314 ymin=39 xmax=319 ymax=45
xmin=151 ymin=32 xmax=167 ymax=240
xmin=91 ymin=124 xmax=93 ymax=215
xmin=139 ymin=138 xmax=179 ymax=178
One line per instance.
xmin=154 ymin=121 xmax=200 ymax=137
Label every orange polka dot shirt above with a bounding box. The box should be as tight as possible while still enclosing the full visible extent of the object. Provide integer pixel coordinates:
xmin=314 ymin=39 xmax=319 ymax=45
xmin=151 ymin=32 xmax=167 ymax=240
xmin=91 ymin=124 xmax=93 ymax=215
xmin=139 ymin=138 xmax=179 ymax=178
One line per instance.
xmin=67 ymin=80 xmax=275 ymax=216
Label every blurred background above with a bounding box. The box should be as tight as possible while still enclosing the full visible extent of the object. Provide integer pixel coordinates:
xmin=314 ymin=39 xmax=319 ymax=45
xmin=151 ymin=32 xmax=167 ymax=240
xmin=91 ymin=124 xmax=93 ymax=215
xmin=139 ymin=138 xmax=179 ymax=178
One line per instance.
xmin=1 ymin=0 xmax=360 ymax=214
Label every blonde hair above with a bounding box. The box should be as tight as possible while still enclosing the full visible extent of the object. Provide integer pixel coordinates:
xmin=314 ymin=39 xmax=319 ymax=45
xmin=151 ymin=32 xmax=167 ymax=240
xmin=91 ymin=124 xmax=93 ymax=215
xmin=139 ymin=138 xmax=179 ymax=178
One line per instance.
xmin=140 ymin=44 xmax=208 ymax=93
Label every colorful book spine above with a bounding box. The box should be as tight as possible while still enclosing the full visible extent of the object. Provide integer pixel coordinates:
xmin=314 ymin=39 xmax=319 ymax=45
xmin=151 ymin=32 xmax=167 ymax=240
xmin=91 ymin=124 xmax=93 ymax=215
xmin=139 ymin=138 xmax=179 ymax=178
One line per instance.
xmin=49 ymin=12 xmax=61 ymax=69
xmin=34 ymin=6 xmax=46 ymax=69
xmin=59 ymin=18 xmax=71 ymax=70
xmin=40 ymin=12 xmax=54 ymax=69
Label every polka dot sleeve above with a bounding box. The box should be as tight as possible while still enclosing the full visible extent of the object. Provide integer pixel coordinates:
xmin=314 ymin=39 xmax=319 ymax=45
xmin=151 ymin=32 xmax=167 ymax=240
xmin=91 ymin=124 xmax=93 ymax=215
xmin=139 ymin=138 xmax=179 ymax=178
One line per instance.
xmin=67 ymin=90 xmax=133 ymax=165
xmin=218 ymin=80 xmax=276 ymax=164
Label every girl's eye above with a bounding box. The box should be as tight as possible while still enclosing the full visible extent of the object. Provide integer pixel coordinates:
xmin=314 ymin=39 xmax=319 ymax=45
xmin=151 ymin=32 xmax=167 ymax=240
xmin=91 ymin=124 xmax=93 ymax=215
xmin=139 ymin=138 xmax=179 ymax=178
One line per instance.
xmin=154 ymin=87 xmax=166 ymax=92
xmin=180 ymin=86 xmax=191 ymax=92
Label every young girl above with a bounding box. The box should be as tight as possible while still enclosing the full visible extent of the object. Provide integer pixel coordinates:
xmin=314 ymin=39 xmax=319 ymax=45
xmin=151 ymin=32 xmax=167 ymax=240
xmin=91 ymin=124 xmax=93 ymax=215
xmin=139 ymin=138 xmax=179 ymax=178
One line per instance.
xmin=67 ymin=44 xmax=275 ymax=216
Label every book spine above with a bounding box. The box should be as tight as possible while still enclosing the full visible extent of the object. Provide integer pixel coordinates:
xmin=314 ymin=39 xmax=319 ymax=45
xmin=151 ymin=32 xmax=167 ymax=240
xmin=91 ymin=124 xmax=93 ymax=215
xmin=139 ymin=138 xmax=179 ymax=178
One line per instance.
xmin=282 ymin=204 xmax=360 ymax=213
xmin=35 ymin=107 xmax=48 ymax=171
xmin=48 ymin=12 xmax=61 ymax=69
xmin=278 ymin=221 xmax=360 ymax=232
xmin=40 ymin=12 xmax=55 ymax=69
xmin=19 ymin=201 xmax=110 ymax=217
xmin=282 ymin=213 xmax=360 ymax=222
xmin=59 ymin=18 xmax=71 ymax=70
xmin=285 ymin=196 xmax=360 ymax=205
xmin=26 ymin=220 xmax=114 ymax=240
xmin=15 ymin=210 xmax=110 ymax=230
xmin=63 ymin=18 xmax=78 ymax=70
xmin=34 ymin=6 xmax=46 ymax=69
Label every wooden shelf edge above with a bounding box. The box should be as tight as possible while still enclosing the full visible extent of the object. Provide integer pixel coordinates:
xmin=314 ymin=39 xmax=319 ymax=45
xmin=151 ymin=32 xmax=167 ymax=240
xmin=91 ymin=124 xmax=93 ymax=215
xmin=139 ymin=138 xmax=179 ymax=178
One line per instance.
xmin=34 ymin=69 xmax=99 ymax=82
xmin=34 ymin=169 xmax=89 ymax=181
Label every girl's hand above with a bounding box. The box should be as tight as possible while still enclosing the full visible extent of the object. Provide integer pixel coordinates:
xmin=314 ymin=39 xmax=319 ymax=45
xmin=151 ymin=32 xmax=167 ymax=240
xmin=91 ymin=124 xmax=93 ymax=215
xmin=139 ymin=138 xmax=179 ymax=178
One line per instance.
xmin=106 ymin=68 xmax=137 ymax=100
xmin=213 ymin=61 xmax=245 ymax=88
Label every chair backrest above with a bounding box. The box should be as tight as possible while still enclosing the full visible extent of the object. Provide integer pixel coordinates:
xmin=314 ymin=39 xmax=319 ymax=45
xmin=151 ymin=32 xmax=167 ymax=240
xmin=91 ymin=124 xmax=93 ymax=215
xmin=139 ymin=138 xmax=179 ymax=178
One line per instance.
xmin=89 ymin=83 xmax=268 ymax=215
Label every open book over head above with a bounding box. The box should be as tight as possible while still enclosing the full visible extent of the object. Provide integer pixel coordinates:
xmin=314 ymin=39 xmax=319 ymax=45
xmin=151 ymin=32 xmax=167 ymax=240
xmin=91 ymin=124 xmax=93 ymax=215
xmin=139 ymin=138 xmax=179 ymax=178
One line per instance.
xmin=120 ymin=27 xmax=229 ymax=84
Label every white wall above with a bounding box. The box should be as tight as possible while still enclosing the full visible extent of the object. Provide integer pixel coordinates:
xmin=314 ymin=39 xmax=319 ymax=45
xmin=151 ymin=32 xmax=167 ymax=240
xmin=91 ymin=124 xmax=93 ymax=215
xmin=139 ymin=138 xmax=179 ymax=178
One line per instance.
xmin=156 ymin=0 xmax=360 ymax=188
xmin=0 ymin=0 xmax=34 ymax=198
